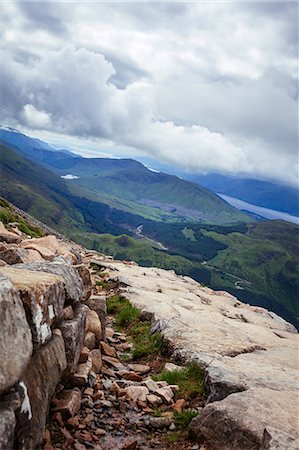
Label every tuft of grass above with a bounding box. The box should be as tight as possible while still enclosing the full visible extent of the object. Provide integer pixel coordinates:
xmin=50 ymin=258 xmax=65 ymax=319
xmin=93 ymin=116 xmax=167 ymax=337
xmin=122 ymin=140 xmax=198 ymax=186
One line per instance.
xmin=163 ymin=431 xmax=188 ymax=444
xmin=106 ymin=295 xmax=164 ymax=360
xmin=107 ymin=295 xmax=131 ymax=314
xmin=153 ymin=408 xmax=162 ymax=417
xmin=18 ymin=221 xmax=43 ymax=238
xmin=115 ymin=304 xmax=140 ymax=327
xmin=173 ymin=410 xmax=198 ymax=428
xmin=154 ymin=362 xmax=205 ymax=400
xmin=96 ymin=280 xmax=110 ymax=289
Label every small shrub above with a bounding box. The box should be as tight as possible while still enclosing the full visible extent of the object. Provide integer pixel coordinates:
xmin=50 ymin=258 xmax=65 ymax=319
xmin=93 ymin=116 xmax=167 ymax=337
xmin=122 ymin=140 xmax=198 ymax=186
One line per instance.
xmin=173 ymin=410 xmax=198 ymax=428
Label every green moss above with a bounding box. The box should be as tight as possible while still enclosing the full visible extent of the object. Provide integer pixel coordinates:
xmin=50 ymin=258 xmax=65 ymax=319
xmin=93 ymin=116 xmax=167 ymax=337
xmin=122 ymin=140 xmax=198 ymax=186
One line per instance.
xmin=154 ymin=362 xmax=205 ymax=400
xmin=173 ymin=410 xmax=198 ymax=428
xmin=106 ymin=294 xmax=164 ymax=360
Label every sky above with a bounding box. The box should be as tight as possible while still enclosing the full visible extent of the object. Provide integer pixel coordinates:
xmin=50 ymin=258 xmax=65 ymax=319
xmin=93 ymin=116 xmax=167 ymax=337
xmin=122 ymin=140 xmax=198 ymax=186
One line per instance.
xmin=1 ymin=1 xmax=298 ymax=186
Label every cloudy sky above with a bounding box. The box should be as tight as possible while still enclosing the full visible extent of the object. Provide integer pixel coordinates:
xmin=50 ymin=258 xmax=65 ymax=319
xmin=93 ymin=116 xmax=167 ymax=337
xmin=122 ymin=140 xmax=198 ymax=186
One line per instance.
xmin=1 ymin=1 xmax=298 ymax=185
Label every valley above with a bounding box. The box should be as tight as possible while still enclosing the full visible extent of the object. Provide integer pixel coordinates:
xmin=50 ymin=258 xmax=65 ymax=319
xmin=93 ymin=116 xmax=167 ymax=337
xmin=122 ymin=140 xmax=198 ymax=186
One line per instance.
xmin=0 ymin=129 xmax=298 ymax=330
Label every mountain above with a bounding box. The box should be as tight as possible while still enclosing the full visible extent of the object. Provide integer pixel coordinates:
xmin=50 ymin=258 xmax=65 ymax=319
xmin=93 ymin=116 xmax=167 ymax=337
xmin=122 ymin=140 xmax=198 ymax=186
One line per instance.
xmin=0 ymin=128 xmax=251 ymax=224
xmin=186 ymin=173 xmax=299 ymax=217
xmin=1 ymin=136 xmax=298 ymax=329
xmin=47 ymin=155 xmax=252 ymax=224
xmin=0 ymin=126 xmax=76 ymax=167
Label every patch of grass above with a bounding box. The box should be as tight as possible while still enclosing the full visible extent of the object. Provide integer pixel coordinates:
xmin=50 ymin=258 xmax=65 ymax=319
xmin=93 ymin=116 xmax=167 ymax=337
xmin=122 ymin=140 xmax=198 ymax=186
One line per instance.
xmin=116 ymin=304 xmax=140 ymax=327
xmin=153 ymin=408 xmax=162 ymax=417
xmin=107 ymin=295 xmax=131 ymax=314
xmin=163 ymin=431 xmax=188 ymax=445
xmin=106 ymin=294 xmax=164 ymax=360
xmin=173 ymin=410 xmax=198 ymax=428
xmin=130 ymin=321 xmax=164 ymax=360
xmin=154 ymin=362 xmax=205 ymax=400
xmin=18 ymin=221 xmax=43 ymax=238
xmin=96 ymin=280 xmax=110 ymax=289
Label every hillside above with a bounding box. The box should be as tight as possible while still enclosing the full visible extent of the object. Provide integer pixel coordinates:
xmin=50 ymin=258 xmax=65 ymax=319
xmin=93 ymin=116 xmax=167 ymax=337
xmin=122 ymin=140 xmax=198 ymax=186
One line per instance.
xmin=0 ymin=217 xmax=298 ymax=450
xmin=1 ymin=141 xmax=298 ymax=329
xmin=0 ymin=128 xmax=251 ymax=224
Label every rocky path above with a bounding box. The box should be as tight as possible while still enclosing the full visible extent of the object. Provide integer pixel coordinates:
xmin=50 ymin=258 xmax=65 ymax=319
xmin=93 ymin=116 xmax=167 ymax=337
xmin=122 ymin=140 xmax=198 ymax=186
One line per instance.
xmin=45 ymin=267 xmax=205 ymax=450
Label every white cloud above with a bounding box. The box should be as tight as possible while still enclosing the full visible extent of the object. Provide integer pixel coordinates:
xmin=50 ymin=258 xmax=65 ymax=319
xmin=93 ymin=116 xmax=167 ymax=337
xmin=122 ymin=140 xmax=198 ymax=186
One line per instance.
xmin=1 ymin=1 xmax=298 ymax=186
xmin=22 ymin=104 xmax=51 ymax=129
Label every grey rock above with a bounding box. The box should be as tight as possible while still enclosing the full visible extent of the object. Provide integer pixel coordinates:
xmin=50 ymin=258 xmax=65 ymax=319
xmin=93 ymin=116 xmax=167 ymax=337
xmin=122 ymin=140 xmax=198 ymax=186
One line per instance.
xmin=74 ymin=264 xmax=92 ymax=301
xmin=0 ymin=274 xmax=32 ymax=394
xmin=15 ymin=333 xmax=67 ymax=450
xmin=0 ymin=404 xmax=16 ymax=450
xmin=0 ymin=266 xmax=65 ymax=349
xmin=0 ymin=248 xmax=30 ymax=264
xmin=189 ymin=388 xmax=299 ymax=449
xmin=53 ymin=389 xmax=82 ymax=419
xmin=260 ymin=427 xmax=299 ymax=450
xmin=84 ymin=295 xmax=107 ymax=338
xmin=13 ymin=261 xmax=84 ymax=304
xmin=90 ymin=349 xmax=102 ymax=374
xmin=149 ymin=417 xmax=172 ymax=429
xmin=59 ymin=304 xmax=88 ymax=372
xmin=84 ymin=331 xmax=96 ymax=350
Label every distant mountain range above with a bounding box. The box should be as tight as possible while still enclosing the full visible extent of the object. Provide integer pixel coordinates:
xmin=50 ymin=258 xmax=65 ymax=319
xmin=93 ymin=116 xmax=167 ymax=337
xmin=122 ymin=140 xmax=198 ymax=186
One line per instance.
xmin=183 ymin=173 xmax=299 ymax=217
xmin=0 ymin=127 xmax=250 ymax=224
xmin=1 ymin=127 xmax=298 ymax=329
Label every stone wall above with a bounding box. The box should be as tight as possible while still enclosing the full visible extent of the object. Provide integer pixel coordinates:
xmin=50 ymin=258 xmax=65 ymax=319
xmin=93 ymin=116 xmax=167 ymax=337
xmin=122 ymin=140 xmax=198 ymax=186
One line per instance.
xmin=0 ymin=227 xmax=107 ymax=449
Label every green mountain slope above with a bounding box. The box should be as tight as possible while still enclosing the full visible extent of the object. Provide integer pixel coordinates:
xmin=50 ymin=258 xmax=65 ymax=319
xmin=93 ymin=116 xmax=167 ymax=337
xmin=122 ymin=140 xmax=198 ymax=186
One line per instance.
xmin=55 ymin=156 xmax=251 ymax=224
xmin=1 ymin=142 xmax=298 ymax=329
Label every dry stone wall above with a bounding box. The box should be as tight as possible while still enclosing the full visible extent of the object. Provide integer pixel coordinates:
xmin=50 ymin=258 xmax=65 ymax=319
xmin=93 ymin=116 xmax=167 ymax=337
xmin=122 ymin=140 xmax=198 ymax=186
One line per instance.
xmin=0 ymin=225 xmax=107 ymax=450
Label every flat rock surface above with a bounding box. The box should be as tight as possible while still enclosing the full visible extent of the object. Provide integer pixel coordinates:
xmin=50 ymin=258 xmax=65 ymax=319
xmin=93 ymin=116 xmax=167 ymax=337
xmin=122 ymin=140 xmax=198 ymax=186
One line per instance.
xmin=102 ymin=260 xmax=299 ymax=446
xmin=0 ymin=266 xmax=65 ymax=348
xmin=0 ymin=274 xmax=32 ymax=394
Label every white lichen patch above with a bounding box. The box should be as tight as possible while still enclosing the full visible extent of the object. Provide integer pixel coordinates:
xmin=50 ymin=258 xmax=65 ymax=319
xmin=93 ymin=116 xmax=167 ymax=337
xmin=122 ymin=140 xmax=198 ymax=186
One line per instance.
xmin=48 ymin=304 xmax=55 ymax=320
xmin=19 ymin=382 xmax=32 ymax=420
xmin=32 ymin=301 xmax=51 ymax=343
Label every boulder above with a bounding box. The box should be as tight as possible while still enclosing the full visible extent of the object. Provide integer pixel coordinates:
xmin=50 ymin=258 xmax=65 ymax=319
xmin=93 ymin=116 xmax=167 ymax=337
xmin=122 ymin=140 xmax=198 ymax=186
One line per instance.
xmin=260 ymin=427 xmax=298 ymax=450
xmin=79 ymin=347 xmax=90 ymax=363
xmin=20 ymin=242 xmax=55 ymax=261
xmin=100 ymin=341 xmax=117 ymax=358
xmin=90 ymin=349 xmax=103 ymax=374
xmin=0 ymin=266 xmax=65 ymax=348
xmin=15 ymin=333 xmax=67 ymax=450
xmin=0 ymin=404 xmax=16 ymax=450
xmin=53 ymin=389 xmax=82 ymax=419
xmin=86 ymin=309 xmax=102 ymax=341
xmin=142 ymin=379 xmax=160 ymax=393
xmin=74 ymin=264 xmax=92 ymax=301
xmin=124 ymin=386 xmax=149 ymax=403
xmin=59 ymin=304 xmax=88 ymax=372
xmin=13 ymin=261 xmax=84 ymax=304
xmin=189 ymin=388 xmax=299 ymax=449
xmin=0 ymin=274 xmax=32 ymax=394
xmin=84 ymin=331 xmax=96 ymax=350
xmin=128 ymin=364 xmax=151 ymax=375
xmin=146 ymin=394 xmax=163 ymax=407
xmin=155 ymin=387 xmax=174 ymax=404
xmin=0 ymin=248 xmax=44 ymax=265
xmin=69 ymin=356 xmax=92 ymax=387
xmin=84 ymin=295 xmax=107 ymax=337
xmin=0 ymin=222 xmax=22 ymax=244
xmin=149 ymin=417 xmax=172 ymax=429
